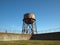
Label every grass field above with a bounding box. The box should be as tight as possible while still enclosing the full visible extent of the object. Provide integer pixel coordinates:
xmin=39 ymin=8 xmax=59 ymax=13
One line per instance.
xmin=0 ymin=40 xmax=60 ymax=45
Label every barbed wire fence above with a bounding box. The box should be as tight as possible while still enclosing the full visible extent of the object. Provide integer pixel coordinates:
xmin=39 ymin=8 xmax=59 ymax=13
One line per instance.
xmin=0 ymin=27 xmax=60 ymax=34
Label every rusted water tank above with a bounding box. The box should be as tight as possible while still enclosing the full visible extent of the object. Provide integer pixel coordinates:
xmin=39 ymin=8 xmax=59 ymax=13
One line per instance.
xmin=23 ymin=13 xmax=35 ymax=24
xmin=22 ymin=13 xmax=37 ymax=34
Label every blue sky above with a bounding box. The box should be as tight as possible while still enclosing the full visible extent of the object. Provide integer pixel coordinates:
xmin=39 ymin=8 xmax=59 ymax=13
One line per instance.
xmin=0 ymin=0 xmax=60 ymax=33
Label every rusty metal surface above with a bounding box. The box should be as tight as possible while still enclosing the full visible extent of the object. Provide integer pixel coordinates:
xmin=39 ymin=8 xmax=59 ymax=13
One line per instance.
xmin=24 ymin=13 xmax=35 ymax=19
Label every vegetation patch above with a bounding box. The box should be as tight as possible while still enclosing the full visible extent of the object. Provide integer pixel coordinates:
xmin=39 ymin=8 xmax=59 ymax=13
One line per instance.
xmin=0 ymin=40 xmax=60 ymax=45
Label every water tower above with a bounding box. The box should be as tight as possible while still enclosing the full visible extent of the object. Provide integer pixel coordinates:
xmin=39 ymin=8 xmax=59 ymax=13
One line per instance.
xmin=22 ymin=13 xmax=37 ymax=34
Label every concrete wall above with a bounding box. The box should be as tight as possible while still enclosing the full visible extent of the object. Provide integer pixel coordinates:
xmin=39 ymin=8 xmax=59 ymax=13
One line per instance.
xmin=30 ymin=32 xmax=60 ymax=40
xmin=0 ymin=33 xmax=32 ymax=41
xmin=0 ymin=32 xmax=60 ymax=41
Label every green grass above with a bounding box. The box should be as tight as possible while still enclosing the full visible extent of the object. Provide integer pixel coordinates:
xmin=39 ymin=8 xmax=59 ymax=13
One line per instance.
xmin=0 ymin=40 xmax=60 ymax=45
